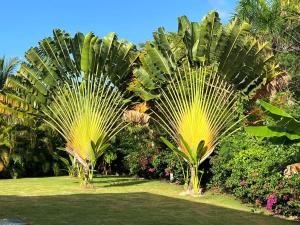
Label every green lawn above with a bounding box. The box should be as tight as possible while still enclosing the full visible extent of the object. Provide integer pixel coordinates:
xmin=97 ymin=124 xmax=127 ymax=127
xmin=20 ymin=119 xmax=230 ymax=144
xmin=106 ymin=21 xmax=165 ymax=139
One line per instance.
xmin=0 ymin=176 xmax=297 ymax=225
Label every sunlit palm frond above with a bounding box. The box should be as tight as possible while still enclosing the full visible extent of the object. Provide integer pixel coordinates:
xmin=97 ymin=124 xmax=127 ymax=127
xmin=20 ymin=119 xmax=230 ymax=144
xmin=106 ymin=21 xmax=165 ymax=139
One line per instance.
xmin=3 ymin=57 xmax=20 ymax=76
xmin=155 ymin=66 xmax=239 ymax=164
xmin=43 ymin=75 xmax=127 ymax=166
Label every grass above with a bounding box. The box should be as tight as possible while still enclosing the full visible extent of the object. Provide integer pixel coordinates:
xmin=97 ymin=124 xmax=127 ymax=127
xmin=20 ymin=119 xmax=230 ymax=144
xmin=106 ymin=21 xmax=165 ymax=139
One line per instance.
xmin=0 ymin=176 xmax=298 ymax=225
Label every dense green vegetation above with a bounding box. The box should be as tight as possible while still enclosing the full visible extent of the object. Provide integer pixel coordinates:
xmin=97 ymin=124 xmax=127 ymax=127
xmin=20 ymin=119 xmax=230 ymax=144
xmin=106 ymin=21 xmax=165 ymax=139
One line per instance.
xmin=235 ymin=0 xmax=300 ymax=77
xmin=0 ymin=0 xmax=299 ymax=223
xmin=210 ymin=131 xmax=300 ymax=217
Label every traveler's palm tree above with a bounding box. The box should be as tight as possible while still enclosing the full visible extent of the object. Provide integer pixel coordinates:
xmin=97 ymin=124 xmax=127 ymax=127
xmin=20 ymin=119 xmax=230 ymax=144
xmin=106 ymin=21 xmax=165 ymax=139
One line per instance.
xmin=44 ymin=75 xmax=127 ymax=185
xmin=156 ymin=66 xmax=239 ymax=194
xmin=0 ymin=30 xmax=138 ymax=183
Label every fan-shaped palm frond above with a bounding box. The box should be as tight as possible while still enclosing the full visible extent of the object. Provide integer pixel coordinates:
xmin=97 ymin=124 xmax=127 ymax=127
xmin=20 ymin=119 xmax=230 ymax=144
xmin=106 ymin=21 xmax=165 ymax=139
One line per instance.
xmin=43 ymin=75 xmax=127 ymax=184
xmin=156 ymin=66 xmax=239 ymax=194
xmin=130 ymin=11 xmax=282 ymax=101
xmin=0 ymin=29 xmax=138 ymax=118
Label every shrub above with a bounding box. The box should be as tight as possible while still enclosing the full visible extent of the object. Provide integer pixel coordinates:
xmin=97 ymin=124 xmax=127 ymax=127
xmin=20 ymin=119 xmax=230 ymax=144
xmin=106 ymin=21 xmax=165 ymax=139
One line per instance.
xmin=112 ymin=124 xmax=187 ymax=182
xmin=210 ymin=130 xmax=300 ymax=217
xmin=0 ymin=119 xmax=66 ymax=178
xmin=209 ymin=131 xmax=260 ymax=188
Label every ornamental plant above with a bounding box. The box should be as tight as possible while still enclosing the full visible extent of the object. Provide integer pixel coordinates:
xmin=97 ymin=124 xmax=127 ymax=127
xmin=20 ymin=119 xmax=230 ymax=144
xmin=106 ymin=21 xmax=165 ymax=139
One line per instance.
xmin=44 ymin=75 xmax=127 ymax=186
xmin=155 ymin=66 xmax=239 ymax=194
xmin=245 ymin=100 xmax=300 ymax=143
xmin=210 ymin=131 xmax=300 ymax=217
xmin=129 ymin=11 xmax=283 ymax=101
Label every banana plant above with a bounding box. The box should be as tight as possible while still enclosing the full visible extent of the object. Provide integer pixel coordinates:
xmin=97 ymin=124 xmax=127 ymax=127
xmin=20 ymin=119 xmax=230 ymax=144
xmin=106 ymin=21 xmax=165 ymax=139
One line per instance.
xmin=103 ymin=151 xmax=117 ymax=175
xmin=43 ymin=75 xmax=127 ymax=185
xmin=245 ymin=100 xmax=300 ymax=143
xmin=129 ymin=11 xmax=283 ymax=101
xmin=0 ymin=29 xmax=138 ymax=118
xmin=52 ymin=149 xmax=79 ymax=177
xmin=155 ymin=66 xmax=240 ymax=194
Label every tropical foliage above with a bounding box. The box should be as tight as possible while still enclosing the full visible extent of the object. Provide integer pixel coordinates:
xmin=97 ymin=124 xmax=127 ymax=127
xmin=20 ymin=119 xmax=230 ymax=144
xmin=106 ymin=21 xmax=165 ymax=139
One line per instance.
xmin=0 ymin=118 xmax=65 ymax=178
xmin=0 ymin=30 xmax=138 ymax=184
xmin=245 ymin=100 xmax=300 ymax=143
xmin=44 ymin=75 xmax=127 ymax=185
xmin=235 ymin=0 xmax=300 ymax=53
xmin=210 ymin=131 xmax=300 ymax=217
xmin=109 ymin=122 xmax=188 ymax=181
xmin=156 ymin=66 xmax=239 ymax=194
xmin=235 ymin=0 xmax=300 ymax=77
xmin=0 ymin=57 xmax=19 ymax=89
xmin=0 ymin=29 xmax=138 ymax=117
xmin=129 ymin=11 xmax=282 ymax=101
xmin=0 ymin=4 xmax=299 ymax=219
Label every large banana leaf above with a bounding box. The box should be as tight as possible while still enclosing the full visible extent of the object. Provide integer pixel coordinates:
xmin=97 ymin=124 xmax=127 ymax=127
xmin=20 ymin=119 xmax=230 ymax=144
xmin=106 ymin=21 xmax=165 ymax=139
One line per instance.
xmin=245 ymin=126 xmax=300 ymax=140
xmin=130 ymin=11 xmax=283 ymax=101
xmin=0 ymin=29 xmax=139 ymax=118
xmin=245 ymin=100 xmax=300 ymax=141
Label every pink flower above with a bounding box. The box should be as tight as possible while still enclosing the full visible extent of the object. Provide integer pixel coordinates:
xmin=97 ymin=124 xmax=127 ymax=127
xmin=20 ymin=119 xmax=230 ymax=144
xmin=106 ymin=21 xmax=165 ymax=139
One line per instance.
xmin=164 ymin=168 xmax=171 ymax=176
xmin=148 ymin=168 xmax=156 ymax=173
xmin=283 ymin=194 xmax=289 ymax=201
xmin=266 ymin=193 xmax=278 ymax=211
xmin=139 ymin=157 xmax=149 ymax=168
xmin=240 ymin=179 xmax=246 ymax=186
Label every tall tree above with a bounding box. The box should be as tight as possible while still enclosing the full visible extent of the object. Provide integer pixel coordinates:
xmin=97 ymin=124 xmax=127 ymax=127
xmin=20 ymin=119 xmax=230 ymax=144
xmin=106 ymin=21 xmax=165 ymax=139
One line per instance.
xmin=0 ymin=30 xmax=139 ymax=183
xmin=157 ymin=66 xmax=239 ymax=194
xmin=235 ymin=0 xmax=300 ymax=76
xmin=44 ymin=75 xmax=127 ymax=185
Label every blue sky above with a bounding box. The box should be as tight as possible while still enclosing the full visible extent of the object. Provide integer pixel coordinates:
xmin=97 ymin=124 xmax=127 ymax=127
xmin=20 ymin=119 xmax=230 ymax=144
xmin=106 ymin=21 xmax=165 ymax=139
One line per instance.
xmin=1 ymin=0 xmax=237 ymax=59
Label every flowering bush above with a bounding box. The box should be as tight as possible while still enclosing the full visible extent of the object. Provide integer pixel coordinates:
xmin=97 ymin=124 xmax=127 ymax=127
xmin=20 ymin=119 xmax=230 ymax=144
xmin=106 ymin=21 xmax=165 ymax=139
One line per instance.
xmin=112 ymin=124 xmax=187 ymax=181
xmin=210 ymin=131 xmax=300 ymax=217
xmin=266 ymin=193 xmax=278 ymax=210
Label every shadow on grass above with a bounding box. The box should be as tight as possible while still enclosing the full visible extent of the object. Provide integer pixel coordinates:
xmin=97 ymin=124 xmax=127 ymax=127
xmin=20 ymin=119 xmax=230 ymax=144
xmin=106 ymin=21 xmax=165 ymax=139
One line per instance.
xmin=71 ymin=177 xmax=149 ymax=187
xmin=91 ymin=177 xmax=134 ymax=184
xmin=0 ymin=193 xmax=297 ymax=225
xmin=102 ymin=179 xmax=149 ymax=187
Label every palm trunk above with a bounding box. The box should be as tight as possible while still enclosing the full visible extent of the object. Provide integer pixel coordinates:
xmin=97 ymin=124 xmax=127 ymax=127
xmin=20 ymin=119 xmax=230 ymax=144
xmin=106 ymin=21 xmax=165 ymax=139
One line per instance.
xmin=83 ymin=165 xmax=90 ymax=186
xmin=189 ymin=165 xmax=200 ymax=194
xmin=66 ymin=146 xmax=92 ymax=186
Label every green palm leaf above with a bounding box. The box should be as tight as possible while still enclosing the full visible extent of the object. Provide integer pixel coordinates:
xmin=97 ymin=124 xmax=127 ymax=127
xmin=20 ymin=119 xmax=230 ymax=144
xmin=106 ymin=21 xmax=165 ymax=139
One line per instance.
xmin=44 ymin=75 xmax=127 ymax=169
xmin=155 ymin=65 xmax=239 ymax=193
xmin=0 ymin=29 xmax=138 ymax=118
xmin=131 ymin=11 xmax=282 ymax=101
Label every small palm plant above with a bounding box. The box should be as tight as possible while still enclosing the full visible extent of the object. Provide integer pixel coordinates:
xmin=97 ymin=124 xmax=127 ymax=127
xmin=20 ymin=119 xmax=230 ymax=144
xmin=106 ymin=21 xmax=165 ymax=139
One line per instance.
xmin=0 ymin=56 xmax=19 ymax=89
xmin=155 ymin=66 xmax=239 ymax=194
xmin=44 ymin=75 xmax=127 ymax=186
